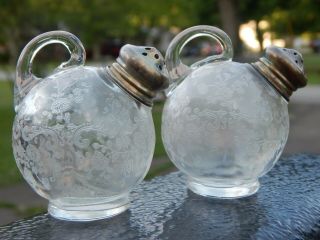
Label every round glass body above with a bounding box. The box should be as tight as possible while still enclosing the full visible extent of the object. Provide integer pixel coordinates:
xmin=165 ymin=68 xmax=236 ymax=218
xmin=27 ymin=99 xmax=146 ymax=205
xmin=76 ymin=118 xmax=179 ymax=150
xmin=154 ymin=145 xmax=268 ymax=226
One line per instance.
xmin=162 ymin=62 xmax=289 ymax=198
xmin=13 ymin=66 xmax=155 ymax=220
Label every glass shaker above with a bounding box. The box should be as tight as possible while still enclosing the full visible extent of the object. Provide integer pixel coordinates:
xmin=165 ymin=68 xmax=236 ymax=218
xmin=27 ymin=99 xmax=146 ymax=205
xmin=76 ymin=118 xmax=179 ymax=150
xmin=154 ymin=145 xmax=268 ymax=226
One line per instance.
xmin=162 ymin=25 xmax=307 ymax=198
xmin=13 ymin=31 xmax=168 ymax=220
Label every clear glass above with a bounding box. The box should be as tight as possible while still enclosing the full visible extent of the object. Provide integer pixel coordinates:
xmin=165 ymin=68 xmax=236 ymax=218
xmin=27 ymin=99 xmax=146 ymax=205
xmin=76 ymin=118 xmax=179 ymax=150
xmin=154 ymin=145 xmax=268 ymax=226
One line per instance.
xmin=162 ymin=26 xmax=289 ymax=198
xmin=12 ymin=31 xmax=155 ymax=221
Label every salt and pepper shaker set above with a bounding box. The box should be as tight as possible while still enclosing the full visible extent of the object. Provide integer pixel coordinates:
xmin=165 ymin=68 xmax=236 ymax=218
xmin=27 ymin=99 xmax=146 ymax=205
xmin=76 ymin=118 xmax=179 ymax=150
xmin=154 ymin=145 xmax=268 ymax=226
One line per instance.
xmin=12 ymin=25 xmax=307 ymax=221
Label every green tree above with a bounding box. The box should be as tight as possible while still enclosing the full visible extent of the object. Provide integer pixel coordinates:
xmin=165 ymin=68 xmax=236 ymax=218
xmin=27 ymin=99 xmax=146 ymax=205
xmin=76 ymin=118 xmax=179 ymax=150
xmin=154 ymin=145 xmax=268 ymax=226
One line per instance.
xmin=0 ymin=0 xmax=37 ymax=65
xmin=238 ymin=0 xmax=320 ymax=49
xmin=266 ymin=0 xmax=320 ymax=46
xmin=0 ymin=0 xmax=201 ymax=62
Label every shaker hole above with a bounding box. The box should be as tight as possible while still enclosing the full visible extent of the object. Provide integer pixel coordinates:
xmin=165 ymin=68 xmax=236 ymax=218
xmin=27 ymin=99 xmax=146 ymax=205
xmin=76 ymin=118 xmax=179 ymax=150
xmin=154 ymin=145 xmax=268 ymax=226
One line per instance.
xmin=154 ymin=54 xmax=159 ymax=59
xmin=142 ymin=52 xmax=148 ymax=56
xmin=158 ymin=65 xmax=162 ymax=70
xmin=145 ymin=47 xmax=151 ymax=50
xmin=295 ymin=60 xmax=298 ymax=63
xmin=293 ymin=52 xmax=297 ymax=55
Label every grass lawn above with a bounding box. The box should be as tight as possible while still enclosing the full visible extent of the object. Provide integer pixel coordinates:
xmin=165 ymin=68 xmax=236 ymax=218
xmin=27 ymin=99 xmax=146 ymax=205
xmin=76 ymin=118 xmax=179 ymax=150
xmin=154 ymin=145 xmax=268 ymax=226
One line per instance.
xmin=304 ymin=54 xmax=320 ymax=84
xmin=0 ymin=82 xmax=22 ymax=187
xmin=152 ymin=102 xmax=167 ymax=158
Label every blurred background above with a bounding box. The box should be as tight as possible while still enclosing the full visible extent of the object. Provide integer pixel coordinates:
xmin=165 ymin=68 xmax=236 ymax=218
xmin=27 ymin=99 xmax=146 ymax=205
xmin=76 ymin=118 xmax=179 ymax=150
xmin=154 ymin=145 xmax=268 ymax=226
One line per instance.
xmin=0 ymin=0 xmax=319 ymax=225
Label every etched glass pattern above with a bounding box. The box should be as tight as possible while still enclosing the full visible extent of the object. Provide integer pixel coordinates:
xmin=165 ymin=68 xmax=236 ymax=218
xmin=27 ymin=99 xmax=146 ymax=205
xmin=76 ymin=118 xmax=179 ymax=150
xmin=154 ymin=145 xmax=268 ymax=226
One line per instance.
xmin=162 ymin=62 xmax=289 ymax=197
xmin=13 ymin=66 xmax=155 ymax=218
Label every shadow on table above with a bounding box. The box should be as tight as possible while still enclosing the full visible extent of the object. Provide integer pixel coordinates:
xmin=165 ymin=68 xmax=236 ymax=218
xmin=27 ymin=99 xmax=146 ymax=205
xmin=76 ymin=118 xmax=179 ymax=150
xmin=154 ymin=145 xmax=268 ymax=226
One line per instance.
xmin=159 ymin=191 xmax=266 ymax=239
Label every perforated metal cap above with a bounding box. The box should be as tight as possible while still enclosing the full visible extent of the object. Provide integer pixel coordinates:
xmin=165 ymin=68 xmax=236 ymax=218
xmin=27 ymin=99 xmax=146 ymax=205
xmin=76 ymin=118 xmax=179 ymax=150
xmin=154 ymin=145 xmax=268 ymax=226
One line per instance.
xmin=107 ymin=44 xmax=169 ymax=106
xmin=252 ymin=46 xmax=307 ymax=101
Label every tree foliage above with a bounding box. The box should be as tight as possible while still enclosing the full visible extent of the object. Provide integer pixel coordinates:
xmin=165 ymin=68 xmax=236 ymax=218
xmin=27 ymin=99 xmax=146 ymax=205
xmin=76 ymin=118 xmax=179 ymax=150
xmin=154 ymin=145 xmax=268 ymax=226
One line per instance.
xmin=0 ymin=0 xmax=319 ymax=62
xmin=0 ymin=0 xmax=201 ymax=62
xmin=237 ymin=0 xmax=320 ymax=36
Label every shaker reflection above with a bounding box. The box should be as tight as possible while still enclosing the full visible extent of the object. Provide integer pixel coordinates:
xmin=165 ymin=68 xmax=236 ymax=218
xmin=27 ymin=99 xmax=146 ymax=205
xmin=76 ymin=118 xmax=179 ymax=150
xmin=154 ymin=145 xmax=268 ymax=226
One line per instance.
xmin=159 ymin=191 xmax=267 ymax=240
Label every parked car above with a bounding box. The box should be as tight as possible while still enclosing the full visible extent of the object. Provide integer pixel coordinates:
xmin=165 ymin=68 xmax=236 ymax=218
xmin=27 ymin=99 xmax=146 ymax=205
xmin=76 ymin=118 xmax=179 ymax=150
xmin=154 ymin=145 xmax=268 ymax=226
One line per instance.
xmin=100 ymin=39 xmax=124 ymax=58
xmin=310 ymin=39 xmax=320 ymax=53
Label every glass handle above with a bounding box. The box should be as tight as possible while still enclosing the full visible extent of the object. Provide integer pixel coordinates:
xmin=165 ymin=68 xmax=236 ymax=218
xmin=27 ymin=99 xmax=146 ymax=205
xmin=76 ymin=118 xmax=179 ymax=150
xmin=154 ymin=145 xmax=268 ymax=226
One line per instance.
xmin=165 ymin=25 xmax=233 ymax=95
xmin=15 ymin=31 xmax=86 ymax=110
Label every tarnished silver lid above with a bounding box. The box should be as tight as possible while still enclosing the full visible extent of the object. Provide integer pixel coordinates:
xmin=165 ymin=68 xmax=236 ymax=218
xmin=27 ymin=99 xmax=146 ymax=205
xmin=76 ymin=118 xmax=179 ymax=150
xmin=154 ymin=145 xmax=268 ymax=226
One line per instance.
xmin=107 ymin=44 xmax=169 ymax=106
xmin=252 ymin=47 xmax=307 ymax=101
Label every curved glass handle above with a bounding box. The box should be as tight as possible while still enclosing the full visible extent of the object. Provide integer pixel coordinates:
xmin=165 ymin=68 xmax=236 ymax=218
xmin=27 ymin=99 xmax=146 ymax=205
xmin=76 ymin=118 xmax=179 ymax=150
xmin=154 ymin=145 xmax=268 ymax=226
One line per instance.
xmin=15 ymin=31 xmax=86 ymax=110
xmin=165 ymin=25 xmax=233 ymax=94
